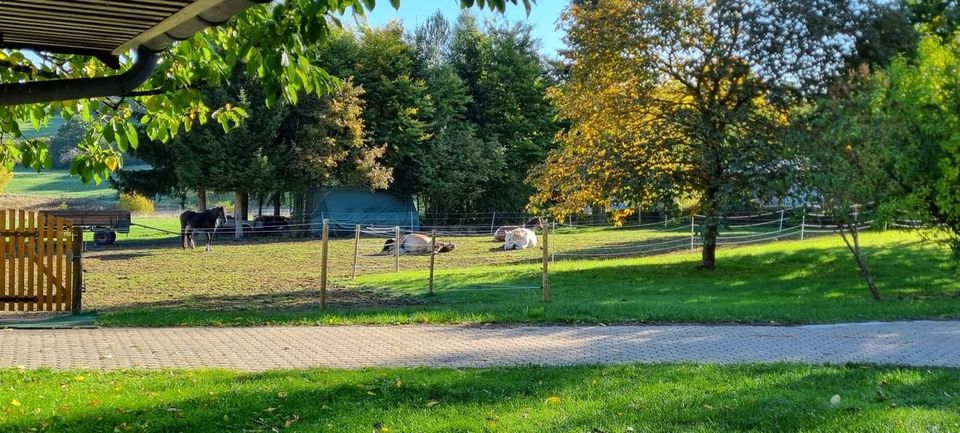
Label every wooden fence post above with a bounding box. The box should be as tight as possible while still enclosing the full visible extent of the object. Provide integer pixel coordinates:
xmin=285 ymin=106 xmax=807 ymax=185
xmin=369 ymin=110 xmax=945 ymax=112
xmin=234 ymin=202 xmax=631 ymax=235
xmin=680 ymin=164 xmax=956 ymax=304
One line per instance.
xmin=320 ymin=219 xmax=329 ymax=310
xmin=428 ymin=230 xmax=436 ymax=295
xmin=490 ymin=212 xmax=497 ymax=235
xmin=779 ymin=209 xmax=785 ymax=232
xmin=542 ymin=220 xmax=550 ymax=303
xmin=352 ymin=224 xmax=360 ymax=279
xmin=800 ymin=213 xmax=806 ymax=240
xmin=71 ymin=227 xmax=83 ymax=313
xmin=394 ymin=226 xmax=401 ymax=272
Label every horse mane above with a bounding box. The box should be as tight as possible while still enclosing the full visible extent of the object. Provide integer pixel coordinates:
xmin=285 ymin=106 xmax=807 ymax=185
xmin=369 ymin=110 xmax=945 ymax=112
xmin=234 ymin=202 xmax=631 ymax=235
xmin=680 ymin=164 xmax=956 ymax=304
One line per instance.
xmin=523 ymin=217 xmax=544 ymax=229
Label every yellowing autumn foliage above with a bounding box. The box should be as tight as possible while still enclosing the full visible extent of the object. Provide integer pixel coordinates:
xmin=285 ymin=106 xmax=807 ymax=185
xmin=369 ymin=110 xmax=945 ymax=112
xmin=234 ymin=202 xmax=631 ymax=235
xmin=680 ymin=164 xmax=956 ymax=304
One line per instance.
xmin=0 ymin=170 xmax=12 ymax=193
xmin=529 ymin=0 xmax=860 ymax=269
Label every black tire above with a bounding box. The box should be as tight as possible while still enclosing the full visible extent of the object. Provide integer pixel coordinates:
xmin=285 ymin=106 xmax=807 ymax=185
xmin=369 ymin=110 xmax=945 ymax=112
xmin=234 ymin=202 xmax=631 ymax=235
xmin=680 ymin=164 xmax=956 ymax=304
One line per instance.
xmin=93 ymin=230 xmax=116 ymax=246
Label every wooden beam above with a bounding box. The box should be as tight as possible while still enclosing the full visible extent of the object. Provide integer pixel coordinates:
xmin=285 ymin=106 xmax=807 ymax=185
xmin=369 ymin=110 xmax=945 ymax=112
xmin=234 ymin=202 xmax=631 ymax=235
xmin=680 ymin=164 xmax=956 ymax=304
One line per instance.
xmin=113 ymin=0 xmax=231 ymax=55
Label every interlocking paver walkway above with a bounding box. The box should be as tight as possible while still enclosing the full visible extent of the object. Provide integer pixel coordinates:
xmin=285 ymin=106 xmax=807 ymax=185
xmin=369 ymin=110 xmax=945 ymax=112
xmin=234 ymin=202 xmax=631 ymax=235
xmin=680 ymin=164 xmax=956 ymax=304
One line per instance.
xmin=2 ymin=321 xmax=959 ymax=371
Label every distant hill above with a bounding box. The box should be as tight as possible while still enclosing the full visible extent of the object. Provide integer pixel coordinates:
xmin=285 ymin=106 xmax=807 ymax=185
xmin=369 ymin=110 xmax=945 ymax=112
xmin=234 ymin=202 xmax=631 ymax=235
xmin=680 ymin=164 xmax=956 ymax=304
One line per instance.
xmin=17 ymin=115 xmax=66 ymax=139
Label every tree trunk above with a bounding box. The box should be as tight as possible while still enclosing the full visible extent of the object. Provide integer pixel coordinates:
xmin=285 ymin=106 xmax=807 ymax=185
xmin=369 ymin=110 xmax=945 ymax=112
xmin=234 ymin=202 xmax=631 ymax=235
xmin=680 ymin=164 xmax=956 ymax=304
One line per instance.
xmin=303 ymin=185 xmax=315 ymax=238
xmin=699 ymin=121 xmax=725 ymax=270
xmin=700 ymin=213 xmax=718 ymax=269
xmin=234 ymin=192 xmax=243 ymax=240
xmin=699 ymin=186 xmax=720 ymax=270
xmin=291 ymin=190 xmax=305 ymax=238
xmin=839 ymin=224 xmax=882 ymax=301
xmin=273 ymin=192 xmax=282 ymax=217
xmin=197 ymin=189 xmax=207 ymax=210
xmin=237 ymin=191 xmax=249 ymax=222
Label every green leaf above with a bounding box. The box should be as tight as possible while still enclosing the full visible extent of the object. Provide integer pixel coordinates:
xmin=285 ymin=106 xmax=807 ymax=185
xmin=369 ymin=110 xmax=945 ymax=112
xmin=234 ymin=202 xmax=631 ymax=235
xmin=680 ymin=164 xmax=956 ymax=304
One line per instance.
xmin=124 ymin=122 xmax=139 ymax=149
xmin=102 ymin=124 xmax=115 ymax=146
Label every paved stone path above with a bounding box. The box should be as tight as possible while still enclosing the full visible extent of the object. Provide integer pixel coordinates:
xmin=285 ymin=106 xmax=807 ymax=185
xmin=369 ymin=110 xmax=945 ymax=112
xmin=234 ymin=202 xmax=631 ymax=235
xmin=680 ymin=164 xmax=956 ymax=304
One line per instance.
xmin=2 ymin=321 xmax=958 ymax=371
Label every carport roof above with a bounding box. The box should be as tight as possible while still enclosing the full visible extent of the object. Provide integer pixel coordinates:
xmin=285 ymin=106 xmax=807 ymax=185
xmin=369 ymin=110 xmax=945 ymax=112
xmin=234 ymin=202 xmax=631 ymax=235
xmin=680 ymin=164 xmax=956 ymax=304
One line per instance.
xmin=0 ymin=0 xmax=265 ymax=67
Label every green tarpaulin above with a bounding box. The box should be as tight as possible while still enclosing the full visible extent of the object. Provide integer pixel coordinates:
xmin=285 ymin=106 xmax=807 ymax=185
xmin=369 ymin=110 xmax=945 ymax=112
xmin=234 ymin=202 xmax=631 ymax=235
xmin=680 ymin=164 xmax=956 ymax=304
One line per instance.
xmin=310 ymin=188 xmax=419 ymax=237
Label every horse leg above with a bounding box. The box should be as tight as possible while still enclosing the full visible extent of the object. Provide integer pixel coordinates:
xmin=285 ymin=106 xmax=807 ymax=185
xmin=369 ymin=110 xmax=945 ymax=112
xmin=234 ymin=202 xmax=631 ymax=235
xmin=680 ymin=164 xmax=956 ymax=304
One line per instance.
xmin=188 ymin=230 xmax=196 ymax=249
xmin=206 ymin=231 xmax=213 ymax=251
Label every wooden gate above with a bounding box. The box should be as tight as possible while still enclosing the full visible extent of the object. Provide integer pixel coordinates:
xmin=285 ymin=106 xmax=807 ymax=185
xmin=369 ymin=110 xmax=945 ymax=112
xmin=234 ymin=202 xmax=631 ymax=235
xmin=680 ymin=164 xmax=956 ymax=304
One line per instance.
xmin=0 ymin=209 xmax=82 ymax=312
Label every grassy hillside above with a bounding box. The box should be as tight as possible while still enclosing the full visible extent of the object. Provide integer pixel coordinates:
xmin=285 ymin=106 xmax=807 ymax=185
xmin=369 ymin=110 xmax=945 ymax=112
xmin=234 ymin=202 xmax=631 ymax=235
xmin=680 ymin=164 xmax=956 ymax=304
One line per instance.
xmin=5 ymin=168 xmax=115 ymax=199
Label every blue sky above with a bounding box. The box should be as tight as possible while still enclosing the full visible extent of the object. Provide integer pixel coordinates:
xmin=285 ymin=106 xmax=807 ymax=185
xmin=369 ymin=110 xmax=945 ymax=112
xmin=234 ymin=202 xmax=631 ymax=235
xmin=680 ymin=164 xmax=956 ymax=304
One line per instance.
xmin=343 ymin=1 xmax=569 ymax=58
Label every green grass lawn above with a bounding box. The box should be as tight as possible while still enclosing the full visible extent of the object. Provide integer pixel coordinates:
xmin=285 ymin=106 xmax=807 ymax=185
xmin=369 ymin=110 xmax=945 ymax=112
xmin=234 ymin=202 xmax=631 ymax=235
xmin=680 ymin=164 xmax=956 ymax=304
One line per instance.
xmin=91 ymin=229 xmax=960 ymax=327
xmin=1 ymin=364 xmax=957 ymax=432
xmin=4 ymin=169 xmax=115 ymax=199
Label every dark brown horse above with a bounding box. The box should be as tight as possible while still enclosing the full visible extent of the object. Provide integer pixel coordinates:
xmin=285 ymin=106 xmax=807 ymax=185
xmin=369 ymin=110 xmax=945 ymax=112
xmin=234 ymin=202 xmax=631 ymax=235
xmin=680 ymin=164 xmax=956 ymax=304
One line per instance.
xmin=180 ymin=207 xmax=227 ymax=251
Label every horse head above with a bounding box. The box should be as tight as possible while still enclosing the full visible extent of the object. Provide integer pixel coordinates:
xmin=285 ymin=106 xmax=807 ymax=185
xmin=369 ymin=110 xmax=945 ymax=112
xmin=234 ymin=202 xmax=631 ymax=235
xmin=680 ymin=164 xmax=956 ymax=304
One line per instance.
xmin=523 ymin=217 xmax=545 ymax=230
xmin=215 ymin=207 xmax=228 ymax=227
xmin=437 ymin=242 xmax=456 ymax=253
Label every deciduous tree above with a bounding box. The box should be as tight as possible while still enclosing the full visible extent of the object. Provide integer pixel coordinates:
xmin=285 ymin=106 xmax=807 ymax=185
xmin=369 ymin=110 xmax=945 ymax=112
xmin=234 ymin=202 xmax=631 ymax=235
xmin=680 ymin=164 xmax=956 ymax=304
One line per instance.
xmin=531 ymin=0 xmax=882 ymax=269
xmin=272 ymin=79 xmax=392 ymax=229
xmin=790 ymin=72 xmax=898 ymax=301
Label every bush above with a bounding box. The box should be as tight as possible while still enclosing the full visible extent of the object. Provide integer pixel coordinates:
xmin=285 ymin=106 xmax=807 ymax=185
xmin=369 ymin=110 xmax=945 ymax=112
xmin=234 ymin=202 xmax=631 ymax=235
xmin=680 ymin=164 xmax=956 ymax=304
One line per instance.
xmin=118 ymin=193 xmax=155 ymax=214
xmin=0 ymin=170 xmax=12 ymax=193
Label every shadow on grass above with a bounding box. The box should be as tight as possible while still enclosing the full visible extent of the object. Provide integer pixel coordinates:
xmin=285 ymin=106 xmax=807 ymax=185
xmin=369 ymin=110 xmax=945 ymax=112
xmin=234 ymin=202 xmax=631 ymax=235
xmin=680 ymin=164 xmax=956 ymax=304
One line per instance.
xmin=554 ymin=234 xmax=690 ymax=257
xmin=90 ymin=252 xmax=154 ymax=261
xmin=97 ymin=287 xmax=426 ymax=312
xmin=3 ymin=364 xmax=958 ymax=433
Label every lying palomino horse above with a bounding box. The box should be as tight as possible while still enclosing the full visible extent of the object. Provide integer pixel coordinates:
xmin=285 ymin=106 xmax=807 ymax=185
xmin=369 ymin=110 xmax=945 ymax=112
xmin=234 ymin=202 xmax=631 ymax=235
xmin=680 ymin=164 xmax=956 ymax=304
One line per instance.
xmin=381 ymin=233 xmax=456 ymax=255
xmin=504 ymin=228 xmax=538 ymax=250
xmin=180 ymin=207 xmax=227 ymax=251
xmin=493 ymin=217 xmax=544 ymax=242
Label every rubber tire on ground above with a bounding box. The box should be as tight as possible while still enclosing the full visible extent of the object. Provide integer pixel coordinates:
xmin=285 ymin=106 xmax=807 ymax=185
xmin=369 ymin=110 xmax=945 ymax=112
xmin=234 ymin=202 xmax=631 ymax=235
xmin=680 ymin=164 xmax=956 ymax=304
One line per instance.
xmin=94 ymin=230 xmax=116 ymax=246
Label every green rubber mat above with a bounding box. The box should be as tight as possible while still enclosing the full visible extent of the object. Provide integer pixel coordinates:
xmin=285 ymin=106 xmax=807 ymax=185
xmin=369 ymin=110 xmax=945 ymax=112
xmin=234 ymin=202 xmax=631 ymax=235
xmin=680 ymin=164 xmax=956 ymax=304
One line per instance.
xmin=0 ymin=312 xmax=97 ymax=329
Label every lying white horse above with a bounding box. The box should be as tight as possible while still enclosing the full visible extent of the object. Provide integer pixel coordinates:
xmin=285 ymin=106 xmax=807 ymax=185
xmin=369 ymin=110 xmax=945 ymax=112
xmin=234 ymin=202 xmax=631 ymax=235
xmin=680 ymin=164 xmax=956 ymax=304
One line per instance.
xmin=504 ymin=228 xmax=538 ymax=250
xmin=381 ymin=233 xmax=456 ymax=255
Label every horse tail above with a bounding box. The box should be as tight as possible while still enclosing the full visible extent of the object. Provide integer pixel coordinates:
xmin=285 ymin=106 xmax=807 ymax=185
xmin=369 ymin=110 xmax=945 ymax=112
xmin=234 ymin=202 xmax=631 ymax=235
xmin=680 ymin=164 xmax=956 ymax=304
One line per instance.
xmin=179 ymin=212 xmax=190 ymax=249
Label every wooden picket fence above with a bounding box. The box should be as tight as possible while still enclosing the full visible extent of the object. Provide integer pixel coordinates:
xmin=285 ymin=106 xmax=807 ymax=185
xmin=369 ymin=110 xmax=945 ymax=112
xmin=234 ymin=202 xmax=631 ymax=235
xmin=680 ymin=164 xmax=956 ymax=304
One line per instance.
xmin=0 ymin=209 xmax=82 ymax=312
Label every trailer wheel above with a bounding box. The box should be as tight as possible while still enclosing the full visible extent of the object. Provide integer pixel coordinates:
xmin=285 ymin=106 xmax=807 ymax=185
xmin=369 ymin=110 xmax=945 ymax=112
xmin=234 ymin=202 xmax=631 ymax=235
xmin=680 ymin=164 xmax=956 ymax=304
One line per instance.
xmin=94 ymin=229 xmax=116 ymax=246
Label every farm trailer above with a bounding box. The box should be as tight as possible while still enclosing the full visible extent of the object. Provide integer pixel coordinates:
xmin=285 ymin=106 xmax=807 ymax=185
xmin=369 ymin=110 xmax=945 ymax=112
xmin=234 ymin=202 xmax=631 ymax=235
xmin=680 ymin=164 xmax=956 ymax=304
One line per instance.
xmin=42 ymin=210 xmax=131 ymax=246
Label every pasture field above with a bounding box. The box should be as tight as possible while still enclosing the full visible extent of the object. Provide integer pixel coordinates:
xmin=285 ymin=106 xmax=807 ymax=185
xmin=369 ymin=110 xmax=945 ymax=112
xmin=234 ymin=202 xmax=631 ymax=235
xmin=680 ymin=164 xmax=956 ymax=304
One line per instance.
xmin=2 ymin=364 xmax=958 ymax=433
xmin=0 ymin=168 xmax=228 ymax=211
xmin=3 ymin=168 xmax=115 ymax=199
xmin=83 ymin=227 xmax=960 ymax=327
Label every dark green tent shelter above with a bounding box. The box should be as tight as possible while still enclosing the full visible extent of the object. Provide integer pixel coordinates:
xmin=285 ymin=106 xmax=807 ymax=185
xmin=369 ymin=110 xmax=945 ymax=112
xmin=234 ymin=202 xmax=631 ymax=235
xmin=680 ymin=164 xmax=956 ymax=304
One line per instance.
xmin=310 ymin=188 xmax=420 ymax=237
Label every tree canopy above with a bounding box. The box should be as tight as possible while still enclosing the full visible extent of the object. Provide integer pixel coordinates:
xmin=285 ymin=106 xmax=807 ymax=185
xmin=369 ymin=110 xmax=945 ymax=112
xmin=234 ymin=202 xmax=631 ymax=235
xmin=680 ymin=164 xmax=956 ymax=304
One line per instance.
xmin=530 ymin=0 xmax=889 ymax=269
xmin=0 ymin=0 xmax=532 ymax=180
